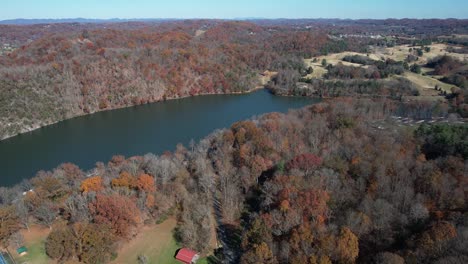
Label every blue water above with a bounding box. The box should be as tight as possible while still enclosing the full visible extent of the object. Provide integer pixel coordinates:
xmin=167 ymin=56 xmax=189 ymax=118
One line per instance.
xmin=0 ymin=90 xmax=317 ymax=186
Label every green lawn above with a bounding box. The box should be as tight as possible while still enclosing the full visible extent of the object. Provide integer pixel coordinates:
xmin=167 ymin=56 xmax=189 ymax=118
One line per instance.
xmin=198 ymin=258 xmax=209 ymax=264
xmin=112 ymin=218 xmax=183 ymax=264
xmin=10 ymin=220 xmax=208 ymax=264
xmin=152 ymin=236 xmax=180 ymax=264
xmin=16 ymin=239 xmax=50 ymax=264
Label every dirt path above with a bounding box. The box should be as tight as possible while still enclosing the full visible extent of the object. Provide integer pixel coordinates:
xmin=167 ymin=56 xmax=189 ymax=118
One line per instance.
xmin=20 ymin=226 xmax=50 ymax=245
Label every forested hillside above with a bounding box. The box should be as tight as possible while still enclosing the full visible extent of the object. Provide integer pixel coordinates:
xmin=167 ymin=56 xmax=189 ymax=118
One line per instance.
xmin=0 ymin=99 xmax=466 ymax=263
xmin=4 ymin=19 xmax=467 ymax=140
xmin=0 ymin=21 xmax=330 ymax=140
xmin=1 ymin=19 xmax=467 ymax=262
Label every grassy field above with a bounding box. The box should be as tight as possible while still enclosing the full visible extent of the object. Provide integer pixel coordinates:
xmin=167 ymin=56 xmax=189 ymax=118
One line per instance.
xmin=310 ymin=44 xmax=467 ymax=70
xmin=403 ymin=72 xmax=454 ymax=94
xmin=308 ymin=52 xmax=375 ymax=68
xmin=17 ymin=240 xmax=51 ymax=264
xmin=303 ymin=44 xmax=461 ymax=98
xmin=195 ymin=30 xmax=206 ymax=37
xmin=303 ymin=59 xmax=328 ymax=78
xmin=7 ymin=220 xmax=183 ymax=264
xmin=197 ymin=258 xmax=211 ymax=264
xmin=376 ymin=43 xmax=468 ymax=65
xmin=112 ymin=218 xmax=181 ymax=264
xmin=7 ymin=219 xmax=212 ymax=264
xmin=12 ymin=225 xmax=52 ymax=264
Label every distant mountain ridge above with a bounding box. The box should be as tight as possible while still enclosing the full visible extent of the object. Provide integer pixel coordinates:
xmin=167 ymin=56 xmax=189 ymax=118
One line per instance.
xmin=1 ymin=17 xmax=468 ymax=25
xmin=0 ymin=18 xmax=179 ymax=25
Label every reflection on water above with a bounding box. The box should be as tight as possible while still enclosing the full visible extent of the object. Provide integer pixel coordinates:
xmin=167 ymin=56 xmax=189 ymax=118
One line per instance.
xmin=0 ymin=90 xmax=317 ymax=186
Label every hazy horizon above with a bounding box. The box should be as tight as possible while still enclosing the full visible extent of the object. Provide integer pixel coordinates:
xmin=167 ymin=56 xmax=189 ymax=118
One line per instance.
xmin=1 ymin=0 xmax=467 ymax=20
xmin=2 ymin=17 xmax=468 ymax=21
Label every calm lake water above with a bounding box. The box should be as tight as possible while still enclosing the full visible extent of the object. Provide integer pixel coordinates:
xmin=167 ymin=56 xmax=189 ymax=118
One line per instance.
xmin=0 ymin=90 xmax=318 ymax=187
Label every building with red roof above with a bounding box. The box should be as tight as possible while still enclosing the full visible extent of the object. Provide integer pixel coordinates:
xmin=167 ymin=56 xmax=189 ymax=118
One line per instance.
xmin=175 ymin=248 xmax=200 ymax=264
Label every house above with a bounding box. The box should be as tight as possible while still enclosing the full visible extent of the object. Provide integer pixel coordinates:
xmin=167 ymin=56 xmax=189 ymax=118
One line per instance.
xmin=175 ymin=248 xmax=199 ymax=264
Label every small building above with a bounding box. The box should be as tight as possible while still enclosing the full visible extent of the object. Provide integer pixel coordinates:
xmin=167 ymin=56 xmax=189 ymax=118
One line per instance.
xmin=175 ymin=248 xmax=199 ymax=264
xmin=17 ymin=246 xmax=28 ymax=256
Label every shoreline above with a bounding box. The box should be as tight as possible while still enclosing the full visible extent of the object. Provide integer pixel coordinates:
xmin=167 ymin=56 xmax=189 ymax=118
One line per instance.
xmin=0 ymin=86 xmax=269 ymax=142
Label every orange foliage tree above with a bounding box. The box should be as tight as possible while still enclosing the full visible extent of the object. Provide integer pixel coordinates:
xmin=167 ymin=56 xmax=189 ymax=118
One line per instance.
xmin=111 ymin=171 xmax=137 ymax=189
xmin=336 ymin=227 xmax=359 ymax=263
xmin=137 ymin=173 xmax=156 ymax=193
xmin=80 ymin=176 xmax=104 ymax=193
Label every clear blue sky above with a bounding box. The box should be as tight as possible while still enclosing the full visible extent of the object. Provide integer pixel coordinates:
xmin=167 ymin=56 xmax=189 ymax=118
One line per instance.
xmin=1 ymin=0 xmax=467 ymax=20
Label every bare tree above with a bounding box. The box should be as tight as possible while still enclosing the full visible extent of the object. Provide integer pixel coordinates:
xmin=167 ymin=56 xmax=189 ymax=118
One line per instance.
xmin=35 ymin=202 xmax=57 ymax=229
xmin=14 ymin=199 xmax=30 ymax=231
xmin=64 ymin=194 xmax=91 ymax=223
xmin=9 ymin=231 xmax=24 ymax=249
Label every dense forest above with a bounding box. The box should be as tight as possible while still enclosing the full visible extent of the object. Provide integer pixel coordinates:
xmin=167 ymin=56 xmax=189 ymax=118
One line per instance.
xmin=1 ymin=19 xmax=467 ymax=263
xmin=0 ymin=20 xmax=330 ymax=140
xmin=0 ymin=98 xmax=466 ymax=263
xmin=1 ymin=19 xmax=468 ymax=140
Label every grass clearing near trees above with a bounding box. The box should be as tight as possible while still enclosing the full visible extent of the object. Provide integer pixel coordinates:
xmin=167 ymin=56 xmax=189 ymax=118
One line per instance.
xmin=13 ymin=225 xmax=52 ymax=264
xmin=376 ymin=43 xmax=468 ymax=65
xmin=403 ymin=72 xmax=454 ymax=94
xmin=303 ymin=45 xmax=461 ymax=99
xmin=18 ymin=240 xmax=51 ymax=264
xmin=9 ymin=219 xmax=208 ymax=264
xmin=112 ymin=218 xmax=181 ymax=264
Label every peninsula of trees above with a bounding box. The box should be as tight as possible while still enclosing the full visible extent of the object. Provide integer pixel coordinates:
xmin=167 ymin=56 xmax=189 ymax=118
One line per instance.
xmin=0 ymin=98 xmax=467 ymax=263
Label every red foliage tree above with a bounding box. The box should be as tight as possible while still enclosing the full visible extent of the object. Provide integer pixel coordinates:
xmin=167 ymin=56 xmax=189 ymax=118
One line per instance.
xmin=88 ymin=194 xmax=141 ymax=238
xmin=286 ymin=153 xmax=323 ymax=174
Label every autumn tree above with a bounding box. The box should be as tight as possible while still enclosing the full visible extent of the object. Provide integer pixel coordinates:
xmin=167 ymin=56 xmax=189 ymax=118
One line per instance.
xmin=80 ymin=176 xmax=104 ymax=193
xmin=31 ymin=174 xmax=69 ymax=201
xmin=136 ymin=173 xmax=156 ymax=193
xmin=415 ymin=221 xmax=457 ymax=259
xmin=112 ymin=171 xmax=137 ymax=189
xmin=0 ymin=206 xmax=19 ymax=247
xmin=241 ymin=218 xmax=273 ymax=249
xmin=58 ymin=162 xmax=84 ymax=184
xmin=80 ymin=223 xmax=116 ymax=264
xmin=286 ymin=153 xmax=323 ymax=175
xmin=45 ymin=223 xmax=116 ymax=264
xmin=335 ymin=227 xmax=359 ymax=263
xmin=88 ymin=194 xmax=141 ymax=238
xmin=241 ymin=242 xmax=278 ymax=264
xmin=45 ymin=226 xmax=77 ymax=261
xmin=373 ymin=252 xmax=405 ymax=264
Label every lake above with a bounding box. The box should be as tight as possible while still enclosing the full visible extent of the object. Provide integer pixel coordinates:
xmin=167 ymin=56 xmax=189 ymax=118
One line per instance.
xmin=0 ymin=89 xmax=318 ymax=187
